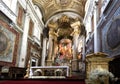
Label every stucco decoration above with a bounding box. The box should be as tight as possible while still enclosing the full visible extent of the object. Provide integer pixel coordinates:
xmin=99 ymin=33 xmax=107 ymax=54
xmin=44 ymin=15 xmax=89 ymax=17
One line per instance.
xmin=32 ymin=0 xmax=86 ymax=21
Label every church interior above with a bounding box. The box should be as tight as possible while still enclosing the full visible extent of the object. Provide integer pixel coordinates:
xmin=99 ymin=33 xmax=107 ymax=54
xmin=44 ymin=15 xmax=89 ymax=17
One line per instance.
xmin=0 ymin=0 xmax=120 ymax=84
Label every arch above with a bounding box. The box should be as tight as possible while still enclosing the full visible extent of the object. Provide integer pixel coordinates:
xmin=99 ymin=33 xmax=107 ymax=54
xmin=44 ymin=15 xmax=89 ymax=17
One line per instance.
xmin=54 ymin=69 xmax=63 ymax=76
xmin=33 ymin=69 xmax=43 ymax=76
xmin=32 ymin=2 xmax=45 ymax=21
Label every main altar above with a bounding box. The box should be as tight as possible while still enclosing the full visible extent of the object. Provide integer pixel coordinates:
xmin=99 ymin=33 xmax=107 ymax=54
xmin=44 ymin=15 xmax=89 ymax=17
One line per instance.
xmin=24 ymin=15 xmax=86 ymax=79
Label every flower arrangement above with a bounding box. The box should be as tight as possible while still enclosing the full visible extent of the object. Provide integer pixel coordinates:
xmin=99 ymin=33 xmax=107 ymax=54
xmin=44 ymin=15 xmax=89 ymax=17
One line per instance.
xmin=88 ymin=66 xmax=115 ymax=84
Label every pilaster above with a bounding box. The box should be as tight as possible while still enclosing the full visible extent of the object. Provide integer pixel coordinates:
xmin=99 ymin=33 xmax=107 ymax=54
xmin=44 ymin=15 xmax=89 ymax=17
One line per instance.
xmin=19 ymin=13 xmax=30 ymax=67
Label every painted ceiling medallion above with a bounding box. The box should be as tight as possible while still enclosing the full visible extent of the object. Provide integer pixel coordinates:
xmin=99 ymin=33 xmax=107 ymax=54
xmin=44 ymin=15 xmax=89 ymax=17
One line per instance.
xmin=32 ymin=0 xmax=86 ymax=21
xmin=55 ymin=0 xmax=72 ymax=7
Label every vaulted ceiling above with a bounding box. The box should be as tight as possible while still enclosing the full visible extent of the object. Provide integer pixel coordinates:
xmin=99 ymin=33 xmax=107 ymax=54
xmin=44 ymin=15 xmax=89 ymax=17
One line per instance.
xmin=32 ymin=0 xmax=86 ymax=22
xmin=32 ymin=0 xmax=86 ymax=40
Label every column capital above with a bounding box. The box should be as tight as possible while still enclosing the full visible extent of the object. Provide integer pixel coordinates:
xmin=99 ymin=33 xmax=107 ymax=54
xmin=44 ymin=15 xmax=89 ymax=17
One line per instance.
xmin=48 ymin=20 xmax=58 ymax=38
xmin=49 ymin=30 xmax=58 ymax=38
xmin=48 ymin=20 xmax=58 ymax=29
xmin=70 ymin=21 xmax=81 ymax=36
xmin=70 ymin=21 xmax=80 ymax=29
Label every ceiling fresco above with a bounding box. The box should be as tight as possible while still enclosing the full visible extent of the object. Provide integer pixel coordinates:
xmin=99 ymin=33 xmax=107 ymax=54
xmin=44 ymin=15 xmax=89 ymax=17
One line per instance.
xmin=32 ymin=0 xmax=86 ymax=22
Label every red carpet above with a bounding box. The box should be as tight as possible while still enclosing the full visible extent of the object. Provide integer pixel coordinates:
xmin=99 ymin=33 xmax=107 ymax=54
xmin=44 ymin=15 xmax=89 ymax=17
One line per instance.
xmin=0 ymin=79 xmax=85 ymax=84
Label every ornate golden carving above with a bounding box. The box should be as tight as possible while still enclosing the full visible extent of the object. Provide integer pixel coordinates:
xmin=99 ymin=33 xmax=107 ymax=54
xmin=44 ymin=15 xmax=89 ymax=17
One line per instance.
xmin=70 ymin=21 xmax=81 ymax=36
xmin=55 ymin=0 xmax=72 ymax=7
xmin=48 ymin=19 xmax=59 ymax=38
xmin=58 ymin=14 xmax=69 ymax=23
xmin=48 ymin=20 xmax=58 ymax=29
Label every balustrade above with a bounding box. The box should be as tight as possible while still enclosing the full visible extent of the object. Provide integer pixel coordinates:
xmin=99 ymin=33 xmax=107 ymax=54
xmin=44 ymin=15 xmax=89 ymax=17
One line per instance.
xmin=29 ymin=66 xmax=69 ymax=78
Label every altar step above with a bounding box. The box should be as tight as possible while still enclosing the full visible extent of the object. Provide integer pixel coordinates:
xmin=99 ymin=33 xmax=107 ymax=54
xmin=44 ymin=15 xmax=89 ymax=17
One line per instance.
xmin=0 ymin=79 xmax=85 ymax=84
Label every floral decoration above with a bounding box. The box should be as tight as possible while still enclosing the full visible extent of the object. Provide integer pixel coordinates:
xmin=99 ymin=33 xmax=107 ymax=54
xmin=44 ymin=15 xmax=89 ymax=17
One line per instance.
xmin=88 ymin=66 xmax=116 ymax=84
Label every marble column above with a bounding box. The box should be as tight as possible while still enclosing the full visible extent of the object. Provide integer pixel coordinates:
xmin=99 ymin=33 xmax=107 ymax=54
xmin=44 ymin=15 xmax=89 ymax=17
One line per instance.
xmin=94 ymin=4 xmax=100 ymax=53
xmin=70 ymin=21 xmax=81 ymax=71
xmin=41 ymin=37 xmax=47 ymax=66
xmin=19 ymin=13 xmax=30 ymax=67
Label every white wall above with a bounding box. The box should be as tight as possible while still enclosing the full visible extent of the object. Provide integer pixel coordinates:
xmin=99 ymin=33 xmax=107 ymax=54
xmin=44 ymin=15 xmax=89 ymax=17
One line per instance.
xmin=18 ymin=0 xmax=44 ymax=67
xmin=2 ymin=0 xmax=12 ymax=9
xmin=34 ymin=5 xmax=43 ymax=21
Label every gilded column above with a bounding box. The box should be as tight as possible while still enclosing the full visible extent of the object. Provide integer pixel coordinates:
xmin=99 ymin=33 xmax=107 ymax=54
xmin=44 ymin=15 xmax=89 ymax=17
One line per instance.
xmin=46 ymin=28 xmax=54 ymax=66
xmin=70 ymin=21 xmax=81 ymax=71
xmin=52 ymin=34 xmax=58 ymax=62
xmin=46 ymin=20 xmax=58 ymax=66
